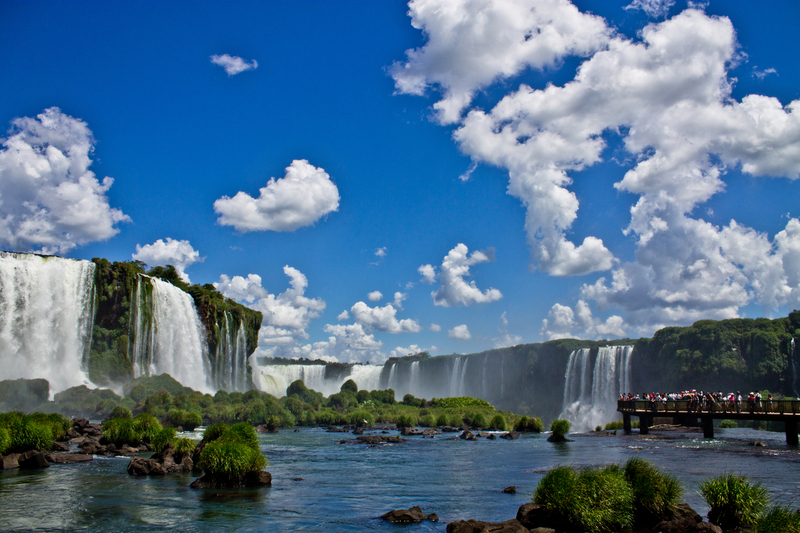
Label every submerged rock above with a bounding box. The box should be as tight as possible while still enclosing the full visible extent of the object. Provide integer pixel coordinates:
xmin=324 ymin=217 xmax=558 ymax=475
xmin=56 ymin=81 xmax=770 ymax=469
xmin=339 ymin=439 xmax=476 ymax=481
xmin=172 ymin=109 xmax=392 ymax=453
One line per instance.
xmin=459 ymin=430 xmax=477 ymax=441
xmin=189 ymin=470 xmax=271 ymax=489
xmin=340 ymin=435 xmax=405 ymax=445
xmin=446 ymin=518 xmax=529 ymax=533
xmin=401 ymin=427 xmax=424 ymax=436
xmin=501 ymin=432 xmax=520 ymax=440
xmin=19 ymin=451 xmax=50 ymax=469
xmin=45 ymin=453 xmax=93 ymax=464
xmin=127 ymin=457 xmax=166 ymax=476
xmin=502 ymin=486 xmax=516 ymax=494
xmin=381 ymin=506 xmax=439 ymax=524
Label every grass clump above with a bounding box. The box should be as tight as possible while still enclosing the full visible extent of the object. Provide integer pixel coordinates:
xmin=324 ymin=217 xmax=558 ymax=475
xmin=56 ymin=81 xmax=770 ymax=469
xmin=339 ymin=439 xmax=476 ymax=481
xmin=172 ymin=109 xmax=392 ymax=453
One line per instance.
xmin=624 ymin=458 xmax=683 ymax=525
xmin=198 ymin=422 xmax=267 ymax=480
xmin=514 ymin=415 xmax=543 ymax=432
xmin=718 ymin=419 xmax=738 ymax=428
xmin=755 ymin=506 xmax=800 ymax=533
xmin=534 ymin=464 xmax=634 ymax=533
xmin=700 ymin=474 xmax=768 ymax=530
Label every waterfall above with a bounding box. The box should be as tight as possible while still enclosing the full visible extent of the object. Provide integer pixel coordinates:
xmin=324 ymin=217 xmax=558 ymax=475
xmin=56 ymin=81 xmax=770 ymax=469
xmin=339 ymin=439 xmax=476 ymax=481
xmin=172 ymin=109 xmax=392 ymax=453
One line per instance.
xmin=559 ymin=345 xmax=634 ymax=433
xmin=212 ymin=312 xmax=250 ymax=392
xmin=256 ymin=363 xmax=383 ymax=397
xmin=129 ymin=275 xmax=212 ymax=393
xmin=450 ymin=357 xmax=462 ymax=397
xmin=410 ymin=361 xmax=420 ymax=396
xmin=792 ymin=338 xmax=798 ymax=398
xmin=0 ymin=252 xmax=95 ymax=393
xmin=387 ymin=362 xmax=397 ymax=390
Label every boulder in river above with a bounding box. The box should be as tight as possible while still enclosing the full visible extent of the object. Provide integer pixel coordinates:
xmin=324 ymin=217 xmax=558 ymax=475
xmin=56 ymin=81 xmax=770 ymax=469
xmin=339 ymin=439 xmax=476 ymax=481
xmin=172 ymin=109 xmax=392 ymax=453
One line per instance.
xmin=45 ymin=453 xmax=93 ymax=464
xmin=459 ymin=430 xmax=477 ymax=441
xmin=19 ymin=450 xmax=50 ymax=469
xmin=501 ymin=432 xmax=520 ymax=440
xmin=189 ymin=470 xmax=271 ymax=489
xmin=381 ymin=506 xmax=439 ymax=524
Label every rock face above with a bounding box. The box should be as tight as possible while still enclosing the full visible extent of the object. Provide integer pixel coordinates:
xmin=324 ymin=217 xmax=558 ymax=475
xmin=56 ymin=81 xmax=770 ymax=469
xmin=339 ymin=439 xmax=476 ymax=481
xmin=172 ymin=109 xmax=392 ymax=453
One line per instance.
xmin=18 ymin=451 xmax=50 ymax=469
xmin=381 ymin=506 xmax=439 ymax=524
xmin=126 ymin=442 xmax=193 ymax=476
xmin=446 ymin=518 xmax=529 ymax=533
xmin=189 ymin=470 xmax=272 ymax=489
xmin=516 ymin=503 xmax=551 ymax=530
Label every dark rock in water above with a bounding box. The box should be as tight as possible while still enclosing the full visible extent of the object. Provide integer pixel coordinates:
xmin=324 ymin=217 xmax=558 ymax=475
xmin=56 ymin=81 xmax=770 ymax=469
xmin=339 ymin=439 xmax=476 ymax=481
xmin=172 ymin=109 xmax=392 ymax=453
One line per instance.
xmin=446 ymin=518 xmax=528 ymax=533
xmin=516 ymin=502 xmax=551 ymax=530
xmin=255 ymin=424 xmax=278 ymax=434
xmin=546 ymin=434 xmax=571 ymax=443
xmin=45 ymin=453 xmax=93 ymax=464
xmin=127 ymin=457 xmax=166 ymax=476
xmin=19 ymin=450 xmax=50 ymax=469
xmin=1 ymin=453 xmax=20 ymax=470
xmin=476 ymin=432 xmax=492 ymax=438
xmin=342 ymin=435 xmax=405 ymax=445
xmin=501 ymin=432 xmax=520 ymax=440
xmin=326 ymin=426 xmax=349 ymax=433
xmin=190 ymin=470 xmax=271 ymax=489
xmin=51 ymin=441 xmax=69 ymax=452
xmin=401 ymin=427 xmax=424 ymax=436
xmin=459 ymin=430 xmax=477 ymax=441
xmin=502 ymin=486 xmax=516 ymax=494
xmin=652 ymin=504 xmax=720 ymax=533
xmin=79 ymin=441 xmax=107 ymax=455
xmin=353 ymin=427 xmax=364 ymax=435
xmin=487 ymin=434 xmax=497 ymax=440
xmin=441 ymin=426 xmax=460 ymax=432
xmin=423 ymin=428 xmax=441 ymax=436
xmin=749 ymin=440 xmax=767 ymax=447
xmin=381 ymin=506 xmax=439 ymax=524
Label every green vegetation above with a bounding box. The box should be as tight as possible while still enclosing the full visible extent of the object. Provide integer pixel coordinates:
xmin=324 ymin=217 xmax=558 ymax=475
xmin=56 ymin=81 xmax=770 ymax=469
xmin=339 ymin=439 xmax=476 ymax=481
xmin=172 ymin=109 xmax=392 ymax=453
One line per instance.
xmin=550 ymin=419 xmax=570 ymax=439
xmin=0 ymin=412 xmax=71 ymax=453
xmin=603 ymin=420 xmax=639 ymax=430
xmin=197 ymin=422 xmax=267 ymax=479
xmin=700 ymin=474 xmax=769 ymax=530
xmin=102 ymin=412 xmax=165 ymax=448
xmin=534 ymin=465 xmax=634 ymax=533
xmin=755 ymin=506 xmax=800 ymax=533
xmin=623 ymin=458 xmax=683 ymax=525
xmin=514 ymin=415 xmax=544 ymax=432
xmin=718 ymin=419 xmax=738 ymax=428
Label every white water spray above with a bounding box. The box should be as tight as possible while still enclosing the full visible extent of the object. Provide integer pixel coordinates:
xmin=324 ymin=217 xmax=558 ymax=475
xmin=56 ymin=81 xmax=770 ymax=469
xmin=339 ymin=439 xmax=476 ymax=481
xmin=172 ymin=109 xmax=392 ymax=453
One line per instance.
xmin=212 ymin=312 xmax=250 ymax=392
xmin=130 ymin=275 xmax=212 ymax=393
xmin=255 ymin=364 xmax=384 ymax=397
xmin=560 ymin=345 xmax=634 ymax=432
xmin=0 ymin=252 xmax=95 ymax=393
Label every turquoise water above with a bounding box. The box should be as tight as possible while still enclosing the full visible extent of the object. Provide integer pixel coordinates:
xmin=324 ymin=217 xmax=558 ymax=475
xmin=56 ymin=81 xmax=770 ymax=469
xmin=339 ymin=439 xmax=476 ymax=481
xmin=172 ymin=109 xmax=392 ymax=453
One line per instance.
xmin=1 ymin=427 xmax=799 ymax=531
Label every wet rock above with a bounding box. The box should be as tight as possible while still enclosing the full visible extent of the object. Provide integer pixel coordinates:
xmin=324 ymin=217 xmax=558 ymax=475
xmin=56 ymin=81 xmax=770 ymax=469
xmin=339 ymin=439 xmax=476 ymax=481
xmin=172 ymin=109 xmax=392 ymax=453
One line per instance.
xmin=381 ymin=506 xmax=439 ymax=524
xmin=401 ymin=427 xmax=424 ymax=436
xmin=51 ymin=441 xmax=69 ymax=452
xmin=446 ymin=518 xmax=529 ymax=533
xmin=19 ymin=450 xmax=50 ymax=469
xmin=326 ymin=426 xmax=349 ymax=432
xmin=341 ymin=435 xmax=405 ymax=445
xmin=441 ymin=426 xmax=460 ymax=432
xmin=487 ymin=434 xmax=497 ymax=440
xmin=352 ymin=427 xmax=364 ymax=435
xmin=502 ymin=486 xmax=516 ymax=494
xmin=477 ymin=432 xmax=492 ymax=438
xmin=127 ymin=457 xmax=166 ymax=476
xmin=423 ymin=428 xmax=441 ymax=436
xmin=516 ymin=503 xmax=551 ymax=530
xmin=749 ymin=440 xmax=767 ymax=447
xmin=45 ymin=453 xmax=93 ymax=464
xmin=189 ymin=470 xmax=271 ymax=489
xmin=1 ymin=453 xmax=20 ymax=470
xmin=501 ymin=432 xmax=520 ymax=440
xmin=459 ymin=430 xmax=477 ymax=441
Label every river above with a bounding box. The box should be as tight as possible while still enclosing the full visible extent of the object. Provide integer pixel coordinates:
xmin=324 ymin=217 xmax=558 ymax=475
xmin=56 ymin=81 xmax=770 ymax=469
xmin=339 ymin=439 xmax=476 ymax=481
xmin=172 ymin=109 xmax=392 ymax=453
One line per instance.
xmin=1 ymin=426 xmax=799 ymax=531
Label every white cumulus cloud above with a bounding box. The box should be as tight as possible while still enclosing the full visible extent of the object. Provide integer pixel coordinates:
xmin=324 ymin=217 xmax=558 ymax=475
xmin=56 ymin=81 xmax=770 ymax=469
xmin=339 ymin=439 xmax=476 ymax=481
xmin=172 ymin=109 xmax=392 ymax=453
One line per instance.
xmin=0 ymin=107 xmax=129 ymax=254
xmin=214 ymin=159 xmax=339 ymax=232
xmin=350 ymin=301 xmax=422 ymax=334
xmin=132 ymin=238 xmax=202 ymax=283
xmin=423 ymin=243 xmax=502 ymax=307
xmin=210 ymin=54 xmax=258 ymax=76
xmin=448 ymin=324 xmax=472 ymax=341
xmin=215 ymin=265 xmax=326 ymax=349
xmin=430 ymin=323 xmax=442 ymax=332
xmin=625 ymin=0 xmax=674 ymax=18
xmin=367 ymin=291 xmax=383 ymax=302
xmin=493 ymin=312 xmax=522 ymax=348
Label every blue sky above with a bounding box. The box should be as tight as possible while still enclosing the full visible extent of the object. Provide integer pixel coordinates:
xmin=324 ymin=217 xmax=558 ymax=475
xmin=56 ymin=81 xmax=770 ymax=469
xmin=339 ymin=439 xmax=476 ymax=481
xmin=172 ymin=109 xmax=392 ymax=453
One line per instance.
xmin=2 ymin=0 xmax=799 ymax=364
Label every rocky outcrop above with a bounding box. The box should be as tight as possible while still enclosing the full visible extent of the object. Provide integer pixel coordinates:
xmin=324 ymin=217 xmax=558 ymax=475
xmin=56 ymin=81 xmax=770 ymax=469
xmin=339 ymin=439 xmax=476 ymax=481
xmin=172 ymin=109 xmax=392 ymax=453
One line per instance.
xmin=459 ymin=430 xmax=477 ymax=441
xmin=501 ymin=431 xmax=520 ymax=440
xmin=126 ymin=442 xmax=193 ymax=476
xmin=381 ymin=506 xmax=439 ymax=524
xmin=45 ymin=453 xmax=93 ymax=464
xmin=340 ymin=435 xmax=405 ymax=445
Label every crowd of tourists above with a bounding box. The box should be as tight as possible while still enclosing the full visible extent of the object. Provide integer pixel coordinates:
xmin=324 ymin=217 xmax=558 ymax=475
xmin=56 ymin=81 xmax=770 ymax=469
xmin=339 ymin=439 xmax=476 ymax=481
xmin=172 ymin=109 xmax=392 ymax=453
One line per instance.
xmin=619 ymin=390 xmax=779 ymax=414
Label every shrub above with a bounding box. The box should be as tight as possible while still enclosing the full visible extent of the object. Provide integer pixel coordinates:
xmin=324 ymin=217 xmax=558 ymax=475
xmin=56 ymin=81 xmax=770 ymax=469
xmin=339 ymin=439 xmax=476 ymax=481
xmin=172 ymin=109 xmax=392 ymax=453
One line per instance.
xmin=174 ymin=437 xmax=197 ymax=456
xmin=107 ymin=405 xmax=133 ymax=421
xmin=550 ymin=419 xmax=570 ymax=439
xmin=489 ymin=414 xmax=507 ymax=431
xmin=435 ymin=413 xmax=448 ymax=427
xmin=197 ymin=422 xmax=267 ymax=479
xmin=624 ymin=458 xmax=683 ymax=524
xmin=700 ymin=474 xmax=768 ymax=530
xmin=432 ymin=397 xmax=492 ymax=409
xmin=396 ymin=414 xmax=418 ymax=428
xmin=718 ymin=420 xmax=738 ymax=428
xmin=103 ymin=418 xmax=139 ymax=447
xmin=133 ymin=413 xmax=162 ymax=443
xmin=534 ymin=465 xmax=634 ymax=533
xmin=340 ymin=379 xmax=358 ymax=394
xmin=151 ymin=427 xmax=177 ymax=453
xmin=756 ymin=506 xmax=800 ymax=533
xmin=348 ymin=410 xmax=375 ymax=427
xmin=515 ymin=416 xmax=543 ymax=432
xmin=8 ymin=419 xmax=53 ymax=453
xmin=0 ymin=427 xmax=10 ymax=455
xmin=203 ymin=422 xmax=228 ymax=443
xmin=471 ymin=413 xmax=488 ymax=429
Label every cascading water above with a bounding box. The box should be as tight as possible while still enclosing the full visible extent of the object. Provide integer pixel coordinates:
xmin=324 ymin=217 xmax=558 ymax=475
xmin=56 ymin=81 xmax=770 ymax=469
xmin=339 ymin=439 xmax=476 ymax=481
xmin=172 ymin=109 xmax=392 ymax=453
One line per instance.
xmin=792 ymin=338 xmax=798 ymax=397
xmin=559 ymin=345 xmax=634 ymax=433
xmin=212 ymin=312 xmax=250 ymax=392
xmin=129 ymin=275 xmax=212 ymax=393
xmin=255 ymin=363 xmax=384 ymax=397
xmin=0 ymin=252 xmax=95 ymax=393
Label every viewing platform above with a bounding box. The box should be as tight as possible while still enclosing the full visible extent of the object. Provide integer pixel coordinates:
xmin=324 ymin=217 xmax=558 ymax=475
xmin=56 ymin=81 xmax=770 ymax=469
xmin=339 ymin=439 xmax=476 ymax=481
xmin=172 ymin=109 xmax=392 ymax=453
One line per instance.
xmin=617 ymin=399 xmax=800 ymax=445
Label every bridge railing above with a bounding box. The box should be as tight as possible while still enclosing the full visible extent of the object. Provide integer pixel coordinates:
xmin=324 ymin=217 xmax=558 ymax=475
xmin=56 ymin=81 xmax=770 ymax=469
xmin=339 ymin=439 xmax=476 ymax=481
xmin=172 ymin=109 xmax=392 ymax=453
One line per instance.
xmin=618 ymin=398 xmax=800 ymax=415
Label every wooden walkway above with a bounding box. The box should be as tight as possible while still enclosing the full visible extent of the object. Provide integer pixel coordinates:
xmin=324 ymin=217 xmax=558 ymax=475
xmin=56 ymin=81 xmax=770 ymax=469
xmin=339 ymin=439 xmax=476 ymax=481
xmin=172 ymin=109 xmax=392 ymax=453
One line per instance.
xmin=617 ymin=399 xmax=800 ymax=445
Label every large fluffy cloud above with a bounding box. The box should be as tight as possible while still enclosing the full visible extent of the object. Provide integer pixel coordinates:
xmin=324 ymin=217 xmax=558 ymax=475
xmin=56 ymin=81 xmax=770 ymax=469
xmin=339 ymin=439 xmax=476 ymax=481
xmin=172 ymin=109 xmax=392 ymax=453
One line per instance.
xmin=390 ymin=0 xmax=609 ymax=125
xmin=420 ymin=243 xmax=502 ymax=306
xmin=215 ymin=266 xmax=326 ymax=349
xmin=214 ymin=159 xmax=339 ymax=232
xmin=349 ymin=301 xmax=422 ymax=334
xmin=132 ymin=238 xmax=202 ymax=283
xmin=0 ymin=107 xmax=129 ymax=254
xmin=397 ymin=2 xmax=800 ymax=334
